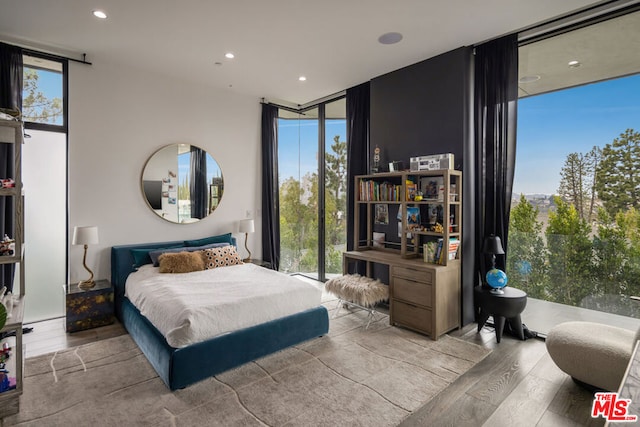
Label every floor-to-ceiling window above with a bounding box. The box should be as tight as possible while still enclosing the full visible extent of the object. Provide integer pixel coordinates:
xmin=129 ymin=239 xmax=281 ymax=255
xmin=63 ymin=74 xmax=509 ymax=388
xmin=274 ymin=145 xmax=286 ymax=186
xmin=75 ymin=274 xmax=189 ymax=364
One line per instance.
xmin=277 ymin=97 xmax=347 ymax=281
xmin=511 ymin=8 xmax=640 ymax=334
xmin=21 ymin=53 xmax=67 ymax=322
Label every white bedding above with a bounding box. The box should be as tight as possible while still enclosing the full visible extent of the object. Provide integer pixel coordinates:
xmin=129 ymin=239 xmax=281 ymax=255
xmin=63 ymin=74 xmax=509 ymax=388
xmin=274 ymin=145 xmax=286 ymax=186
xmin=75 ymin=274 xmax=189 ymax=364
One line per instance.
xmin=125 ymin=263 xmax=322 ymax=348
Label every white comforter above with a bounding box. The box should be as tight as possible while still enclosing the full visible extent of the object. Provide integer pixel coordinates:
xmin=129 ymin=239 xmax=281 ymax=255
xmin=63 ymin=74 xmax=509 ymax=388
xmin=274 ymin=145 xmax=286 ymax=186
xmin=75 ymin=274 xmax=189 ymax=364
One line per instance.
xmin=125 ymin=263 xmax=322 ymax=348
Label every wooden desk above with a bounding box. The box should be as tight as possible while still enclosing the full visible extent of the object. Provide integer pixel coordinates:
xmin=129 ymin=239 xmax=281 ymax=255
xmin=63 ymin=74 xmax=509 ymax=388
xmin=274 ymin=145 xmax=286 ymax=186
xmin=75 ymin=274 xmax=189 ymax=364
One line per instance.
xmin=343 ymin=250 xmax=460 ymax=340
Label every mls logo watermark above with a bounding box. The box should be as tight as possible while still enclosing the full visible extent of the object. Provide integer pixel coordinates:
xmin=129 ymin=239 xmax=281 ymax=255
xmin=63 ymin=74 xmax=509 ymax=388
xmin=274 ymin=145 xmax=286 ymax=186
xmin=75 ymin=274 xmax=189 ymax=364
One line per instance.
xmin=592 ymin=392 xmax=638 ymax=422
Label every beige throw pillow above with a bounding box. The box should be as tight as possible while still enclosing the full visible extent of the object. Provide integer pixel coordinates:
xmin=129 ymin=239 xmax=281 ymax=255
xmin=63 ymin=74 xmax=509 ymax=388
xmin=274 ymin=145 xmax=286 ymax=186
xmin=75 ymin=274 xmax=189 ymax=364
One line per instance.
xmin=158 ymin=251 xmax=205 ymax=273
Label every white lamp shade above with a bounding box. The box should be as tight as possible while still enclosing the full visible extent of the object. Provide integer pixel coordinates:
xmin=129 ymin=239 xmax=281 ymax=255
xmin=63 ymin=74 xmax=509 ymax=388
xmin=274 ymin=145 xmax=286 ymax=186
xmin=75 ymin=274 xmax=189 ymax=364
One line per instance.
xmin=72 ymin=226 xmax=99 ymax=245
xmin=239 ymin=219 xmax=255 ymax=233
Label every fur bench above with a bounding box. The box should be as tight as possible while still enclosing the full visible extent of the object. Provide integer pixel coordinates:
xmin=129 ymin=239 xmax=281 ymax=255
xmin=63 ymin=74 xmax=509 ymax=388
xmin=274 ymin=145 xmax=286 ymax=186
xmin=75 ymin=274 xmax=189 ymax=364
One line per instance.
xmin=325 ymin=274 xmax=389 ymax=329
xmin=325 ymin=274 xmax=389 ymax=307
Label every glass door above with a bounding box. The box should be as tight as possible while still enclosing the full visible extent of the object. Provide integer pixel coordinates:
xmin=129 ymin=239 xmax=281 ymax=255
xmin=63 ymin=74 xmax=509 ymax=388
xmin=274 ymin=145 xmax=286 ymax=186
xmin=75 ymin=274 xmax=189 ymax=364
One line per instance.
xmin=277 ymin=97 xmax=347 ymax=281
xmin=278 ymin=108 xmax=320 ymax=278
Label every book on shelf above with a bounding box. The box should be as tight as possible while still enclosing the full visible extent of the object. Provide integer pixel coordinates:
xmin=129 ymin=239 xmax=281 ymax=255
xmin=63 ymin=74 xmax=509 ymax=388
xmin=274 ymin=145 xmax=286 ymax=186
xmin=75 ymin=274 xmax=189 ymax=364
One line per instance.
xmin=359 ymin=180 xmax=402 ymax=201
xmin=431 ymin=237 xmax=460 ymax=264
xmin=405 ymin=179 xmax=417 ymax=201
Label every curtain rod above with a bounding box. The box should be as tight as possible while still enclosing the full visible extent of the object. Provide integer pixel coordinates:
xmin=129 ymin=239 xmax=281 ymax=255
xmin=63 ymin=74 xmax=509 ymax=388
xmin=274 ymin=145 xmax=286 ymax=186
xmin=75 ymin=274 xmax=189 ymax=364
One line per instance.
xmin=261 ymin=90 xmax=346 ymax=113
xmin=1 ymin=39 xmax=92 ymax=65
xmin=23 ymin=48 xmax=92 ymax=66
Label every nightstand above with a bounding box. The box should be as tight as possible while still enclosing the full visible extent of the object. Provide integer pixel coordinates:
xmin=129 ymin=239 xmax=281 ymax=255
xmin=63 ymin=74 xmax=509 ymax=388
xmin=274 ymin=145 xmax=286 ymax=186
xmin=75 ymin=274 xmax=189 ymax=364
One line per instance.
xmin=65 ymin=279 xmax=115 ymax=332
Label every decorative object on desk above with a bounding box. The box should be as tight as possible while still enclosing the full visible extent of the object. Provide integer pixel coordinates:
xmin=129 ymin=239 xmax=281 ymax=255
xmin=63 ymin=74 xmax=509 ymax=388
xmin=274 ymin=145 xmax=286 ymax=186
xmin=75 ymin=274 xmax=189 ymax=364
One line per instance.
xmin=483 ymin=234 xmax=506 ymax=294
xmin=72 ymin=226 xmax=99 ymax=290
xmin=238 ymin=218 xmax=255 ymax=262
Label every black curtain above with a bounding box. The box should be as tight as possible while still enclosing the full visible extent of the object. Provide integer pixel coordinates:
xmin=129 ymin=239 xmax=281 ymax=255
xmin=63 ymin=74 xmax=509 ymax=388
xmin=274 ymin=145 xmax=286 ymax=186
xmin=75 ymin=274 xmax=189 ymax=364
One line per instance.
xmin=473 ymin=34 xmax=518 ymax=284
xmin=0 ymin=42 xmax=23 ymax=293
xmin=189 ymin=146 xmax=207 ymax=219
xmin=346 ymin=83 xmax=370 ymax=273
xmin=261 ymin=103 xmax=280 ymax=270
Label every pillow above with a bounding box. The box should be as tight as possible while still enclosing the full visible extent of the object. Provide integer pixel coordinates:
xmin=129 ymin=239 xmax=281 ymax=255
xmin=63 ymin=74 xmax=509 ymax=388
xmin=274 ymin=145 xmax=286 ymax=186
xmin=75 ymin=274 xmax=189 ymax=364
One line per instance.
xmin=149 ymin=242 xmax=230 ymax=267
xmin=201 ymin=246 xmax=243 ymax=269
xmin=158 ymin=251 xmax=205 ymax=274
xmin=131 ymin=244 xmax=183 ymax=268
xmin=184 ymin=233 xmax=233 ymax=247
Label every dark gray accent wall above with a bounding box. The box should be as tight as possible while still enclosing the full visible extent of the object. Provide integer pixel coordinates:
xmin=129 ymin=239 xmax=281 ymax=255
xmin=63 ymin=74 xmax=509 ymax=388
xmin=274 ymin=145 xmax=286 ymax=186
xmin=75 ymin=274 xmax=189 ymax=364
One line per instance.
xmin=369 ymin=46 xmax=476 ymax=326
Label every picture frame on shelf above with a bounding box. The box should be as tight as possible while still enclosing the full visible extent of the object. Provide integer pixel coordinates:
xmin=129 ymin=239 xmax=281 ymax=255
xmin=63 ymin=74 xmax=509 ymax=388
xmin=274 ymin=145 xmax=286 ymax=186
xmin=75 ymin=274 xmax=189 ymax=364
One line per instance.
xmin=426 ymin=203 xmax=444 ymax=226
xmin=406 ymin=180 xmax=417 ymax=201
xmin=406 ymin=206 xmax=421 ymax=231
xmin=374 ymin=204 xmax=389 ymax=225
xmin=420 ymin=176 xmax=444 ymax=201
xmin=372 ymin=232 xmax=385 ymax=248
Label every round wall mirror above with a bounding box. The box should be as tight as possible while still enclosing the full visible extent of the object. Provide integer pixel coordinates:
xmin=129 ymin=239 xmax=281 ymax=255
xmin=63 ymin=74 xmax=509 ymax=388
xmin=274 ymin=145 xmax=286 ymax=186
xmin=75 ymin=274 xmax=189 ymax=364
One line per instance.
xmin=141 ymin=144 xmax=224 ymax=223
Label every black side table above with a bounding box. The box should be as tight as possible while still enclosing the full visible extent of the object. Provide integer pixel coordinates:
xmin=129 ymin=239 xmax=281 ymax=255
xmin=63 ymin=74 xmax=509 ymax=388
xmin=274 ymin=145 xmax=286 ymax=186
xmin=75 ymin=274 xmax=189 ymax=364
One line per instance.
xmin=475 ymin=286 xmax=527 ymax=343
xmin=64 ymin=279 xmax=115 ymax=332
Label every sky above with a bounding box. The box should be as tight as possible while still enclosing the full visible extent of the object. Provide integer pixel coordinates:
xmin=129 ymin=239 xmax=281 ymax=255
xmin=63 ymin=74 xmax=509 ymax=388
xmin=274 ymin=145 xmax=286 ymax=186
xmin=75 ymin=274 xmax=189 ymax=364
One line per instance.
xmin=514 ymin=73 xmax=640 ymax=195
xmin=278 ymin=118 xmax=346 ymax=184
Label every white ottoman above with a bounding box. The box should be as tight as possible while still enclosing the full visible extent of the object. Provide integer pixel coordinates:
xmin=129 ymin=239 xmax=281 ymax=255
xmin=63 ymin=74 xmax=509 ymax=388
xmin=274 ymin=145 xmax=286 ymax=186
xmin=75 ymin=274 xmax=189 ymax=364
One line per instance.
xmin=546 ymin=321 xmax=637 ymax=391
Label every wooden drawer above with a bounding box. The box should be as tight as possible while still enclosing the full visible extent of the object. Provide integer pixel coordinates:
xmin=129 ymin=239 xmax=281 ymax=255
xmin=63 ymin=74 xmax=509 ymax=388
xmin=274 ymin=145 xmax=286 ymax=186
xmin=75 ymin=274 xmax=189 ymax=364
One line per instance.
xmin=393 ymin=277 xmax=432 ymax=307
xmin=392 ymin=265 xmax=433 ymax=284
xmin=392 ymin=300 xmax=432 ymax=333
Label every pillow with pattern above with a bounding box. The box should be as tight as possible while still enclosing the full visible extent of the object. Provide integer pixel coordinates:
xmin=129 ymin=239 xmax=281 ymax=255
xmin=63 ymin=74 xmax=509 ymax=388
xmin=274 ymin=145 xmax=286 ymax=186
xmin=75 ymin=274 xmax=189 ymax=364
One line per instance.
xmin=201 ymin=246 xmax=243 ymax=269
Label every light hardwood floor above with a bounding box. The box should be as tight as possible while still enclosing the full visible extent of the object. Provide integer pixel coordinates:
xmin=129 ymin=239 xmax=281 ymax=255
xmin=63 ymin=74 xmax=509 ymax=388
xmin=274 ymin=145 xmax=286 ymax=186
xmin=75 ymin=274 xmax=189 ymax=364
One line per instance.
xmin=21 ymin=316 xmax=602 ymax=426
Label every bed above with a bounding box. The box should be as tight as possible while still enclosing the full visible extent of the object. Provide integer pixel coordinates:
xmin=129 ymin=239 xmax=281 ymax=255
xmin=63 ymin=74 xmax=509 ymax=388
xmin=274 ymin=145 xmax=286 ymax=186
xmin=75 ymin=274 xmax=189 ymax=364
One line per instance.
xmin=111 ymin=238 xmax=329 ymax=390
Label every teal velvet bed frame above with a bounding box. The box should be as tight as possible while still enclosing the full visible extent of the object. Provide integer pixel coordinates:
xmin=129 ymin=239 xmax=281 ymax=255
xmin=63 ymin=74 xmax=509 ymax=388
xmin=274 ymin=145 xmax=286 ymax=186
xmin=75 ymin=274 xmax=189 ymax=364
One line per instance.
xmin=111 ymin=240 xmax=330 ymax=390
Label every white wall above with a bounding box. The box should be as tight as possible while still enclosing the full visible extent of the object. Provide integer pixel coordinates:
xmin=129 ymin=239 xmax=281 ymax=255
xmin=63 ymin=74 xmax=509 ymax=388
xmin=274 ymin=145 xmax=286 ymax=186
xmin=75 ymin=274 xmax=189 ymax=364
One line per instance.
xmin=67 ymin=60 xmax=262 ymax=283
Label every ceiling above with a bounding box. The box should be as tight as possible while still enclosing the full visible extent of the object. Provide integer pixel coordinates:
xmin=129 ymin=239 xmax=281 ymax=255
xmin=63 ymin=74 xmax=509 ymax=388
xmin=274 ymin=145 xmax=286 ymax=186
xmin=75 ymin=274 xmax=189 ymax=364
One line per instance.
xmin=0 ymin=0 xmax=609 ymax=105
xmin=519 ymin=8 xmax=640 ymax=97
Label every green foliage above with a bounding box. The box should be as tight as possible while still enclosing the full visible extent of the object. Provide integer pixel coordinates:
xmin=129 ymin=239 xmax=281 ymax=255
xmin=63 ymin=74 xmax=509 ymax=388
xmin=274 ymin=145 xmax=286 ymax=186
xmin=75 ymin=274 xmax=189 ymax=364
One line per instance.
xmin=545 ymin=196 xmax=593 ymax=305
xmin=506 ymin=195 xmax=548 ymax=299
xmin=279 ymin=135 xmax=348 ymax=275
xmin=558 ymin=147 xmax=601 ymax=222
xmin=595 ymin=129 xmax=640 ymax=216
xmin=22 ymin=68 xmax=63 ymax=124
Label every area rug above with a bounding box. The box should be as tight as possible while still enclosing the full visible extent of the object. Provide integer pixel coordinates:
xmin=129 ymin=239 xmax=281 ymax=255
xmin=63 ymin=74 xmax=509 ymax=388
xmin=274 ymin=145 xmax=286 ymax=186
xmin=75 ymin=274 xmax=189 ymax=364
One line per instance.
xmin=6 ymin=304 xmax=490 ymax=426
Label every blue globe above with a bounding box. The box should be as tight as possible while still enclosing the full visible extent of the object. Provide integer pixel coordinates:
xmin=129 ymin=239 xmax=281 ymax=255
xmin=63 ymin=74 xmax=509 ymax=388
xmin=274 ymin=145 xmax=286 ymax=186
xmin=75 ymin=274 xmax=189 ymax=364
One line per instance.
xmin=486 ymin=268 xmax=508 ymax=290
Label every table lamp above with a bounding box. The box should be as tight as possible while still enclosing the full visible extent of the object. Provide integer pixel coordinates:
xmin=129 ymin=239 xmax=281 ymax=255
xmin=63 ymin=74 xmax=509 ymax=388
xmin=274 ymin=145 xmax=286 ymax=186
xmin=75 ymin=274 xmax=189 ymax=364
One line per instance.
xmin=239 ymin=219 xmax=254 ymax=262
xmin=483 ymin=234 xmax=507 ymax=294
xmin=72 ymin=226 xmax=99 ymax=290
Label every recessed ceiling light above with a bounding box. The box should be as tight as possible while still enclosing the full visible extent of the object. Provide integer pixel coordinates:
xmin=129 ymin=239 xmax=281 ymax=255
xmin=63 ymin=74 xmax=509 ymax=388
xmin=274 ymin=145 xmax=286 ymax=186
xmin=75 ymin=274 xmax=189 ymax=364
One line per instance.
xmin=378 ymin=32 xmax=403 ymax=45
xmin=519 ymin=75 xmax=541 ymax=83
xmin=568 ymin=60 xmax=581 ymax=68
xmin=225 ymin=52 xmax=235 ymax=59
xmin=92 ymin=10 xmax=107 ymax=19
xmin=298 ymin=76 xmax=307 ymax=81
